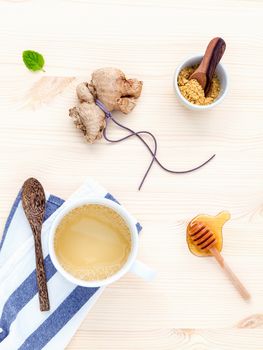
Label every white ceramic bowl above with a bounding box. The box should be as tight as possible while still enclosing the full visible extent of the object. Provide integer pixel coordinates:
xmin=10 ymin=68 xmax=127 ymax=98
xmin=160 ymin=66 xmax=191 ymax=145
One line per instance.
xmin=49 ymin=196 xmax=154 ymax=287
xmin=174 ymin=54 xmax=228 ymax=111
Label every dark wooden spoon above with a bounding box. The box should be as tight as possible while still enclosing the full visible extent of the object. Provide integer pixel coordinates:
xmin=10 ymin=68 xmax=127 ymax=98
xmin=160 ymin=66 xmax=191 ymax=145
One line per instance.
xmin=190 ymin=37 xmax=226 ymax=96
xmin=22 ymin=178 xmax=50 ymax=311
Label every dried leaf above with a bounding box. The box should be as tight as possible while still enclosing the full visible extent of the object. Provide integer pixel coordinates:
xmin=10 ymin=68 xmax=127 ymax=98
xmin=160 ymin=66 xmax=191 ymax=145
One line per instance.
xmin=24 ymin=76 xmax=75 ymax=108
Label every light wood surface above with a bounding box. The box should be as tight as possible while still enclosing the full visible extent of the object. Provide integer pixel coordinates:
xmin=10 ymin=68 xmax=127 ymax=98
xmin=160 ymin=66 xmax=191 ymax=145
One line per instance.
xmin=0 ymin=0 xmax=263 ymax=349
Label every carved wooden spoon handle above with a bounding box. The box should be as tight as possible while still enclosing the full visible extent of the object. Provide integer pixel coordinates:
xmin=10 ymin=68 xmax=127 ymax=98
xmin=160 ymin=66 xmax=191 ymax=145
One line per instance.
xmin=22 ymin=177 xmax=50 ymax=312
xmin=34 ymin=233 xmax=50 ymax=311
xmin=204 ymin=38 xmax=226 ymax=95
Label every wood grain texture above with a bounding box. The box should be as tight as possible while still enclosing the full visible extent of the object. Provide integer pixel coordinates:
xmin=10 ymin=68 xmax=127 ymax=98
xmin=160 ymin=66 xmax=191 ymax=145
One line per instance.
xmin=0 ymin=0 xmax=263 ymax=349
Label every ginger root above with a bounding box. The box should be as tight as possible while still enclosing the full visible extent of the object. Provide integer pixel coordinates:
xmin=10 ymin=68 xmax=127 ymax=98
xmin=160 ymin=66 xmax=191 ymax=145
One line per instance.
xmin=69 ymin=67 xmax=143 ymax=143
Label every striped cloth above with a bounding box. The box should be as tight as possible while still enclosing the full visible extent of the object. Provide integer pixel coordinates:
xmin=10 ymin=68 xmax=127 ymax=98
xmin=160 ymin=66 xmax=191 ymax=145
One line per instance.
xmin=0 ymin=178 xmax=141 ymax=350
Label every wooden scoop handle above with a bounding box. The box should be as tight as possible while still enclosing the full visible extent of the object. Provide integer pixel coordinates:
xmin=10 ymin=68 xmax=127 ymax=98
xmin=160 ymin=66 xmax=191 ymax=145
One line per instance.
xmin=210 ymin=247 xmax=250 ymax=301
xmin=33 ymin=231 xmax=50 ymax=311
xmin=190 ymin=37 xmax=226 ymax=95
xmin=203 ymin=37 xmax=226 ymax=95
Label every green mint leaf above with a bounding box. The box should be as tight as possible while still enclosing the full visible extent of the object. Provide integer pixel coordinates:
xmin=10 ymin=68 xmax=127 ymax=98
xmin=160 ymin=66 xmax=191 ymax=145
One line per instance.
xmin=22 ymin=50 xmax=45 ymax=72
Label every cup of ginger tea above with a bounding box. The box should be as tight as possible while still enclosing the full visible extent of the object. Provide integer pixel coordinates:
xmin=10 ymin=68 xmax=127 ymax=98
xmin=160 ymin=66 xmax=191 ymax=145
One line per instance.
xmin=49 ymin=197 xmax=154 ymax=287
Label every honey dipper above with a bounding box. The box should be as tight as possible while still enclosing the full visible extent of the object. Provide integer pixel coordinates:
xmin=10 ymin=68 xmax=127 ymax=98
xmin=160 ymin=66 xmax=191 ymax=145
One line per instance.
xmin=187 ymin=212 xmax=250 ymax=301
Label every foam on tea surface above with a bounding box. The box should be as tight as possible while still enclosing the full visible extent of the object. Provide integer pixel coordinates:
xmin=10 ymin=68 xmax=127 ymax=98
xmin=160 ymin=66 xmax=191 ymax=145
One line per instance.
xmin=54 ymin=204 xmax=132 ymax=281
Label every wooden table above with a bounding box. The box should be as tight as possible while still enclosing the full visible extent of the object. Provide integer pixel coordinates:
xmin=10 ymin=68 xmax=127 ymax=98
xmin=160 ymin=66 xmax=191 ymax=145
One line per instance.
xmin=0 ymin=0 xmax=263 ymax=349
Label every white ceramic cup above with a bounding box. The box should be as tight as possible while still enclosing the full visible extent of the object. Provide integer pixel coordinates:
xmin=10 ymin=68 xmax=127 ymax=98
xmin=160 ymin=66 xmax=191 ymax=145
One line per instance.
xmin=174 ymin=54 xmax=228 ymax=111
xmin=49 ymin=196 xmax=155 ymax=287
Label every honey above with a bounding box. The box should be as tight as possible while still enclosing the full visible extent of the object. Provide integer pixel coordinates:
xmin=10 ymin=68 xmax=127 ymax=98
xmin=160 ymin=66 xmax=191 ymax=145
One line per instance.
xmin=187 ymin=211 xmax=230 ymax=256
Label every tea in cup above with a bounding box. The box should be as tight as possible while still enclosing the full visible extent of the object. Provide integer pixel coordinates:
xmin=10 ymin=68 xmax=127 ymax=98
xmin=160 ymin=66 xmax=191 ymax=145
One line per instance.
xmin=49 ymin=197 xmax=154 ymax=287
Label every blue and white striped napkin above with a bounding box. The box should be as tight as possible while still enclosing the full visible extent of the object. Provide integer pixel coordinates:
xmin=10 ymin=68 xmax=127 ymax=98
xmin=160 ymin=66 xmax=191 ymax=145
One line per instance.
xmin=0 ymin=178 xmax=142 ymax=350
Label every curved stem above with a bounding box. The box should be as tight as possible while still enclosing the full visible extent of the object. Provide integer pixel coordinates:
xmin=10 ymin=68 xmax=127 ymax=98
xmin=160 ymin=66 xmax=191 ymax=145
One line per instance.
xmin=103 ymin=116 xmax=215 ymax=190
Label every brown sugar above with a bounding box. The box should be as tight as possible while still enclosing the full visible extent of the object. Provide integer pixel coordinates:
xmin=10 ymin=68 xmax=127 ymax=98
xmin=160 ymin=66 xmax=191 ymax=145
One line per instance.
xmin=177 ymin=65 xmax=220 ymax=105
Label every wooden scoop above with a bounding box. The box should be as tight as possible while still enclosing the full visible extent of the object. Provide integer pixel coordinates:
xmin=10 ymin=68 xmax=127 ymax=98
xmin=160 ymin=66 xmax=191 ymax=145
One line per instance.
xmin=190 ymin=37 xmax=226 ymax=96
xmin=22 ymin=178 xmax=50 ymax=311
xmin=188 ymin=220 xmax=250 ymax=301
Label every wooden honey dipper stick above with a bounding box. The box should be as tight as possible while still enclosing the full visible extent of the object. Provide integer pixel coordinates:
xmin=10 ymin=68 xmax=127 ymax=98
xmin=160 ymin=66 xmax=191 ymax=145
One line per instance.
xmin=188 ymin=220 xmax=251 ymax=301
